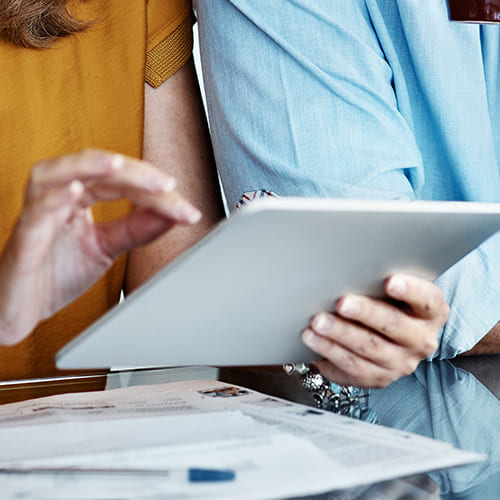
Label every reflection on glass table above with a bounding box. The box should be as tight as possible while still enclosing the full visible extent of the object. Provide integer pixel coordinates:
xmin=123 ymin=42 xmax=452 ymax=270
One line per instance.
xmin=220 ymin=355 xmax=500 ymax=500
xmin=0 ymin=366 xmax=218 ymax=405
xmin=369 ymin=356 xmax=500 ymax=500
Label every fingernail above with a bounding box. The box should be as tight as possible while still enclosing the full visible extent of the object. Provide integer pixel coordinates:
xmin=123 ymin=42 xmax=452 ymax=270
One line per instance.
xmin=177 ymin=201 xmax=202 ymax=223
xmin=312 ymin=313 xmax=335 ymax=334
xmin=68 ymin=180 xmax=84 ymax=197
xmin=302 ymin=328 xmax=321 ymax=347
xmin=161 ymin=177 xmax=177 ymax=192
xmin=387 ymin=276 xmax=407 ymax=297
xmin=338 ymin=296 xmax=361 ymax=317
xmin=188 ymin=209 xmax=202 ymax=223
xmin=110 ymin=155 xmax=124 ymax=170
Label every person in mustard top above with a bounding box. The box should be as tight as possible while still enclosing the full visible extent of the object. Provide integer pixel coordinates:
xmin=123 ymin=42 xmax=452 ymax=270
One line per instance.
xmin=0 ymin=0 xmax=224 ymax=385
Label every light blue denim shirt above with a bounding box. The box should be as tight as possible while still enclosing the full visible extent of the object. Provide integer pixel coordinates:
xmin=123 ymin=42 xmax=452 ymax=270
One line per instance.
xmin=196 ymin=0 xmax=500 ymax=359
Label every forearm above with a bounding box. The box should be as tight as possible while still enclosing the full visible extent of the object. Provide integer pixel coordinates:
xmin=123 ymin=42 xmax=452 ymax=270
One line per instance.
xmin=460 ymin=321 xmax=500 ymax=355
xmin=124 ymin=60 xmax=224 ymax=293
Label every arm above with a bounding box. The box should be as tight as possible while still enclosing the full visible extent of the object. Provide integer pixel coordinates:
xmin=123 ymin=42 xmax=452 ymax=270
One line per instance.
xmin=196 ymin=0 xmax=500 ymax=380
xmin=124 ymin=59 xmax=224 ymax=292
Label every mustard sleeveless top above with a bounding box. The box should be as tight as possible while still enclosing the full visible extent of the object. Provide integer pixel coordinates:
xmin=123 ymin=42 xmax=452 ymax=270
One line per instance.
xmin=0 ymin=0 xmax=193 ymax=382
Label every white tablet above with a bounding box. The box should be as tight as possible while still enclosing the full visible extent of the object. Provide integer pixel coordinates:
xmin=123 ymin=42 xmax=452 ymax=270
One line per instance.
xmin=57 ymin=198 xmax=500 ymax=369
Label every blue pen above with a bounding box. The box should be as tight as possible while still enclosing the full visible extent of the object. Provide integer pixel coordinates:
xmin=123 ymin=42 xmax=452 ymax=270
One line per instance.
xmin=0 ymin=466 xmax=236 ymax=482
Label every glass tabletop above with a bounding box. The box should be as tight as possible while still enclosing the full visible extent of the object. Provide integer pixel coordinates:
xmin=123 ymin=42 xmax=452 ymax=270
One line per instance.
xmin=219 ymin=355 xmax=500 ymax=500
xmin=0 ymin=357 xmax=497 ymax=500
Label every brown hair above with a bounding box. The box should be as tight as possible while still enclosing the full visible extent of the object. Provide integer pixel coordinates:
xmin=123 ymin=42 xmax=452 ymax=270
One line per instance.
xmin=0 ymin=0 xmax=90 ymax=49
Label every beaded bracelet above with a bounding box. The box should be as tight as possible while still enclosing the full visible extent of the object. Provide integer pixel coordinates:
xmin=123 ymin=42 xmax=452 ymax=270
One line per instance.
xmin=283 ymin=363 xmax=377 ymax=423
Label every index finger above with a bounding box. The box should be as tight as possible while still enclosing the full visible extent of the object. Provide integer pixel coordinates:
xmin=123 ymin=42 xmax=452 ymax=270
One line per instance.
xmin=27 ymin=149 xmax=176 ymax=200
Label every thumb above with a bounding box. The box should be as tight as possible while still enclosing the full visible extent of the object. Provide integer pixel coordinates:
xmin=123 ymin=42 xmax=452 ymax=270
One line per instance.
xmin=95 ymin=209 xmax=179 ymax=259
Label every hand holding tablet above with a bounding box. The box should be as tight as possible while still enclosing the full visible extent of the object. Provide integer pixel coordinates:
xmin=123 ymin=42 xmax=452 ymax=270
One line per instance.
xmin=305 ymin=273 xmax=449 ymax=388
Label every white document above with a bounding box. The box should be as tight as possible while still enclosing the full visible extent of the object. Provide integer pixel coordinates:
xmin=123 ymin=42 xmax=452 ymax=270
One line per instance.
xmin=0 ymin=380 xmax=484 ymax=499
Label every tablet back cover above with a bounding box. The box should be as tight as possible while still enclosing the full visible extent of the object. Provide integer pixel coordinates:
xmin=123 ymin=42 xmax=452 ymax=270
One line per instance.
xmin=57 ymin=198 xmax=500 ymax=369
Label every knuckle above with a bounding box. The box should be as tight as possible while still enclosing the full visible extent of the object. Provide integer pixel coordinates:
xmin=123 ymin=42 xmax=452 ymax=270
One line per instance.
xmin=439 ymin=301 xmax=450 ymax=324
xmin=30 ymin=160 xmax=45 ymax=184
xmin=427 ymin=294 xmax=440 ymax=313
xmin=421 ymin=334 xmax=438 ymax=357
xmin=401 ymin=357 xmax=419 ymax=377
xmin=425 ymin=287 xmax=448 ymax=316
xmin=366 ymin=333 xmax=385 ymax=358
xmin=380 ymin=310 xmax=401 ymax=336
xmin=356 ymin=331 xmax=385 ymax=360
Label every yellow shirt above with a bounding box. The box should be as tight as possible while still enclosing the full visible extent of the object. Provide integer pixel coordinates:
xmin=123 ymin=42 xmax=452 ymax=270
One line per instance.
xmin=0 ymin=0 xmax=193 ymax=382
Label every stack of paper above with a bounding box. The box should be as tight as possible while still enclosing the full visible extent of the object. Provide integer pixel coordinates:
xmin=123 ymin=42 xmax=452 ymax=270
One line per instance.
xmin=0 ymin=380 xmax=484 ymax=499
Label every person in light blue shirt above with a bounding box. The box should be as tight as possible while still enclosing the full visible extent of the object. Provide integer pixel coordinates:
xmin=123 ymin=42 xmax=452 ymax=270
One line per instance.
xmin=195 ymin=0 xmax=500 ymax=387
